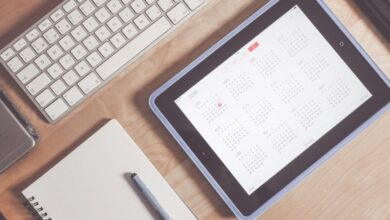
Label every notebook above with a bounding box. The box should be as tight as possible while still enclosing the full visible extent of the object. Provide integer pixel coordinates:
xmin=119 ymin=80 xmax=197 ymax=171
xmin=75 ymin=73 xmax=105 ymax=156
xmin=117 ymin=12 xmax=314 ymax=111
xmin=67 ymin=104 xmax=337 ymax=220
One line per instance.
xmin=22 ymin=119 xmax=197 ymax=220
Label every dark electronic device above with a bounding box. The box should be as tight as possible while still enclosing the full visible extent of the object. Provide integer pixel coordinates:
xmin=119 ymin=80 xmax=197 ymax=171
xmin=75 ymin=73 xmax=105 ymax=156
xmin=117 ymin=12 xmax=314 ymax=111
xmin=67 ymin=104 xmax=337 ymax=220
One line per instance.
xmin=355 ymin=0 xmax=390 ymax=43
xmin=0 ymin=211 xmax=6 ymax=220
xmin=149 ymin=0 xmax=390 ymax=218
xmin=0 ymin=89 xmax=37 ymax=173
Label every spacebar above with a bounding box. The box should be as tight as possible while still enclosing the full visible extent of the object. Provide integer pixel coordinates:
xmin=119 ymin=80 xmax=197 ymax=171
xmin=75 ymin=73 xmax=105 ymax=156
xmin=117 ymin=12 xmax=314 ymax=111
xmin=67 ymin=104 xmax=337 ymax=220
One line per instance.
xmin=96 ymin=17 xmax=172 ymax=80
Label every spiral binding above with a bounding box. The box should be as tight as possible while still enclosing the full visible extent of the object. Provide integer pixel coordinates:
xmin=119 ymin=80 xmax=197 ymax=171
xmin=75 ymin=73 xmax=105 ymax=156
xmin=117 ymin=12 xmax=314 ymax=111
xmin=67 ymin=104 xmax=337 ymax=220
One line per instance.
xmin=24 ymin=196 xmax=52 ymax=220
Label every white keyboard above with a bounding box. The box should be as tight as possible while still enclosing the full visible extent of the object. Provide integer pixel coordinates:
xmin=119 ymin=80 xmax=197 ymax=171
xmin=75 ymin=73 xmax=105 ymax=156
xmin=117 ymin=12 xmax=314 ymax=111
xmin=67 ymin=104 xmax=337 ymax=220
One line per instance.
xmin=0 ymin=0 xmax=207 ymax=123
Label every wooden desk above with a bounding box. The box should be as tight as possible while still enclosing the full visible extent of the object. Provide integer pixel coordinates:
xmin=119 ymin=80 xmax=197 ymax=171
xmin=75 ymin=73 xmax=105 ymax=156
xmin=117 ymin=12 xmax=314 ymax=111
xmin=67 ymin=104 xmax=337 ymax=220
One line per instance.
xmin=0 ymin=0 xmax=389 ymax=219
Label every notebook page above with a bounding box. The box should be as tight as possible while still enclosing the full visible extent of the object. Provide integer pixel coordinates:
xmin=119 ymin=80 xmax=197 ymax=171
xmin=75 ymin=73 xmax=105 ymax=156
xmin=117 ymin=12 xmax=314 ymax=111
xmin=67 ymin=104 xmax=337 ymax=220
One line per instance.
xmin=22 ymin=120 xmax=196 ymax=220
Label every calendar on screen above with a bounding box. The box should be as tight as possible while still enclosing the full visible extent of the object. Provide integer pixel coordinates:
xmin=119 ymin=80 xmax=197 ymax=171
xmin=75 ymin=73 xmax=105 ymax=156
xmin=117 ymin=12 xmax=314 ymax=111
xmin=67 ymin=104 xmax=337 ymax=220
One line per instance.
xmin=175 ymin=6 xmax=372 ymax=195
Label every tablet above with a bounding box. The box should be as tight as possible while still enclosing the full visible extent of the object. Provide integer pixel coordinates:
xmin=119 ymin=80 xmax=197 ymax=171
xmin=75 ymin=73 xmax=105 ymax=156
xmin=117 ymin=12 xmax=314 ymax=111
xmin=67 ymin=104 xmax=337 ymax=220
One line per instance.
xmin=149 ymin=0 xmax=390 ymax=219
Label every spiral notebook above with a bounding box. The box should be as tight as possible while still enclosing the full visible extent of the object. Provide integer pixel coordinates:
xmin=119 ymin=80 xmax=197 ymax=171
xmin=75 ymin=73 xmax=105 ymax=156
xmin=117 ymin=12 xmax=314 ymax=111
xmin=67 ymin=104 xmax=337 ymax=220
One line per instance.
xmin=22 ymin=119 xmax=197 ymax=220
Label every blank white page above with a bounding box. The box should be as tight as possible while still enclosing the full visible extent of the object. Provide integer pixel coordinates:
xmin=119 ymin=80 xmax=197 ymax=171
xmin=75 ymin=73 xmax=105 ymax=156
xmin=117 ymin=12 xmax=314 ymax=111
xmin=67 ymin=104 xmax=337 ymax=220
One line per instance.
xmin=23 ymin=119 xmax=196 ymax=220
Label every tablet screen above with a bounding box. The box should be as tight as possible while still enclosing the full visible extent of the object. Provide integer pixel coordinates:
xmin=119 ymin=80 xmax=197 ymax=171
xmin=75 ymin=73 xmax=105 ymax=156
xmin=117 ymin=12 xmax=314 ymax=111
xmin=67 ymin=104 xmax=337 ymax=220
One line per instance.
xmin=175 ymin=5 xmax=372 ymax=195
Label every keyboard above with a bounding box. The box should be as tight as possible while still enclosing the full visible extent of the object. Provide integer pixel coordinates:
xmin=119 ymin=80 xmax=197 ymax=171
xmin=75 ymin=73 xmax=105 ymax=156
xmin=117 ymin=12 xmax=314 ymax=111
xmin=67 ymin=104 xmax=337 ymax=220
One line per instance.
xmin=0 ymin=0 xmax=207 ymax=123
xmin=354 ymin=0 xmax=390 ymax=43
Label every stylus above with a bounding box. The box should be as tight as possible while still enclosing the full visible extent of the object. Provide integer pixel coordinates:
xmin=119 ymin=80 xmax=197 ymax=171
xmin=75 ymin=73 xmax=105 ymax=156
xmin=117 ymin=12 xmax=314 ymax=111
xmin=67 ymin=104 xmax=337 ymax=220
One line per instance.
xmin=128 ymin=173 xmax=171 ymax=220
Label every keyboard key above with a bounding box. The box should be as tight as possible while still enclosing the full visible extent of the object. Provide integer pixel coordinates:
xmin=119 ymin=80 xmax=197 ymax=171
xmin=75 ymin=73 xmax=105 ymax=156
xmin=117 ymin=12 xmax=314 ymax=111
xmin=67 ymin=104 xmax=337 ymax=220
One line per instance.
xmin=98 ymin=42 xmax=114 ymax=57
xmin=107 ymin=16 xmax=123 ymax=32
xmin=63 ymin=0 xmax=77 ymax=12
xmin=68 ymin=9 xmax=84 ymax=25
xmin=158 ymin=0 xmax=174 ymax=11
xmin=80 ymin=0 xmax=96 ymax=16
xmin=59 ymin=54 xmax=76 ymax=69
xmin=92 ymin=0 xmax=108 ymax=7
xmin=107 ymin=0 xmax=124 ymax=14
xmin=134 ymin=14 xmax=150 ymax=30
xmin=122 ymin=23 xmax=138 ymax=39
xmin=71 ymin=26 xmax=88 ymax=41
xmin=1 ymin=48 xmax=15 ymax=61
xmin=86 ymin=51 xmax=102 ymax=67
xmin=122 ymin=0 xmax=132 ymax=4
xmin=56 ymin=19 xmax=72 ymax=35
xmin=7 ymin=56 xmax=24 ymax=73
xmin=74 ymin=60 xmax=91 ymax=76
xmin=13 ymin=38 xmax=27 ymax=51
xmin=63 ymin=70 xmax=79 ymax=86
xmin=110 ymin=33 xmax=126 ymax=48
xmin=146 ymin=5 xmax=162 ymax=21
xmin=39 ymin=19 xmax=52 ymax=32
xmin=83 ymin=17 xmax=99 ymax=32
xmin=95 ymin=8 xmax=111 ymax=24
xmin=26 ymin=28 xmax=40 ymax=42
xmin=131 ymin=0 xmax=147 ymax=13
xmin=78 ymin=72 xmax=101 ymax=94
xmin=83 ymin=35 xmax=99 ymax=51
xmin=17 ymin=63 xmax=40 ymax=84
xmin=59 ymin=35 xmax=76 ymax=51
xmin=43 ymin=28 xmax=60 ymax=44
xmin=184 ymin=0 xmax=204 ymax=10
xmin=51 ymin=79 xmax=68 ymax=95
xmin=20 ymin=47 xmax=36 ymax=62
xmin=36 ymin=89 xmax=55 ymax=107
xmin=95 ymin=26 xmax=112 ymax=41
xmin=97 ymin=17 xmax=171 ymax=80
xmin=47 ymin=63 xmax=64 ymax=79
xmin=118 ymin=7 xmax=134 ymax=23
xmin=51 ymin=9 xmax=65 ymax=22
xmin=26 ymin=73 xmax=52 ymax=95
xmin=35 ymin=54 xmax=51 ymax=70
xmin=63 ymin=86 xmax=84 ymax=106
xmin=45 ymin=98 xmax=69 ymax=121
xmin=167 ymin=3 xmax=190 ymax=24
xmin=47 ymin=45 xmax=64 ymax=60
xmin=71 ymin=44 xmax=88 ymax=60
xmin=32 ymin=37 xmax=49 ymax=53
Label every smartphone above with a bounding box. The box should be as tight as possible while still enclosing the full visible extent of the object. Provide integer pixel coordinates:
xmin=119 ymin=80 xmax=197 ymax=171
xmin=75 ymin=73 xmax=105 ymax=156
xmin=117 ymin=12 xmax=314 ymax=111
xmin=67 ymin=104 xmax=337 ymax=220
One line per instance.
xmin=0 ymin=89 xmax=37 ymax=173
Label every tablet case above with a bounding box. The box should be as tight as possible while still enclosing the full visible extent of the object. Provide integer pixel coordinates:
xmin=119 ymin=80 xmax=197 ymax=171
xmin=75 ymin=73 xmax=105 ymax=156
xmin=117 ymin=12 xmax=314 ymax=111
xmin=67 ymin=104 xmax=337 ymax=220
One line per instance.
xmin=0 ymin=88 xmax=37 ymax=173
xmin=149 ymin=0 xmax=390 ymax=219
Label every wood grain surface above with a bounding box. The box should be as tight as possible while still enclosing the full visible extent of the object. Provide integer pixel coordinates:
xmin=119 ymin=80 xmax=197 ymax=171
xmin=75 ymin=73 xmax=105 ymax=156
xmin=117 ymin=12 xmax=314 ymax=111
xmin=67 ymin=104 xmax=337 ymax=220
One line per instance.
xmin=0 ymin=0 xmax=389 ymax=219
